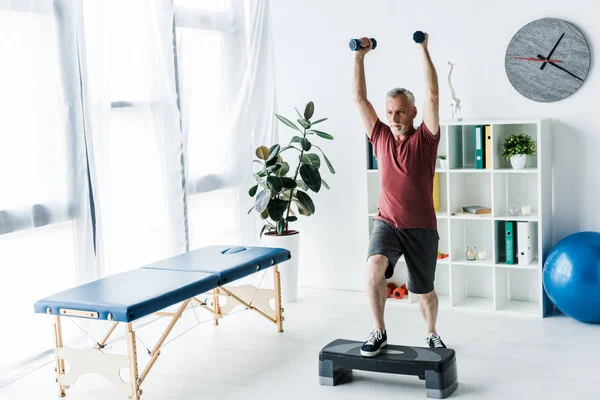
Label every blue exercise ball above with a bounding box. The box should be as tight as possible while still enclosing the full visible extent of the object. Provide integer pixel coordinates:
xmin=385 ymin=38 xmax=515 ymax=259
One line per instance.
xmin=543 ymin=231 xmax=600 ymax=323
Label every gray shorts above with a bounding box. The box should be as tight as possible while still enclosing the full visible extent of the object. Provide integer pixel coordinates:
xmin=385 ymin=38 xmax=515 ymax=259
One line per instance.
xmin=367 ymin=219 xmax=439 ymax=294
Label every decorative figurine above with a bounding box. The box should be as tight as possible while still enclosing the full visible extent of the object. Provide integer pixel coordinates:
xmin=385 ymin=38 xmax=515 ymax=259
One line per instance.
xmin=447 ymin=61 xmax=462 ymax=121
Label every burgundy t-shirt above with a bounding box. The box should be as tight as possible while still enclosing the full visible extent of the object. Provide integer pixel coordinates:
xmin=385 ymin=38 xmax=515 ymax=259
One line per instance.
xmin=369 ymin=119 xmax=441 ymax=230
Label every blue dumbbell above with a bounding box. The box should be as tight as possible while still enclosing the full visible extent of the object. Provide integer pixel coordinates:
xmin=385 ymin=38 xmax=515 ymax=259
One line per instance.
xmin=349 ymin=38 xmax=377 ymax=51
xmin=413 ymin=31 xmax=425 ymax=43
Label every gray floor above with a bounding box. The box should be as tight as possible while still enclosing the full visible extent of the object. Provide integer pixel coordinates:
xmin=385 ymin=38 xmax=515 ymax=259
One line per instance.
xmin=1 ymin=288 xmax=598 ymax=399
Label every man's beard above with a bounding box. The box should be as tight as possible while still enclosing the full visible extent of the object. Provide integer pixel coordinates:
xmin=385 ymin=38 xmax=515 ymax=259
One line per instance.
xmin=392 ymin=125 xmax=408 ymax=135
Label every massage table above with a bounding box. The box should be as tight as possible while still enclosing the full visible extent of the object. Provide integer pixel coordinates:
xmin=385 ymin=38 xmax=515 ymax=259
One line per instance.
xmin=34 ymin=245 xmax=291 ymax=399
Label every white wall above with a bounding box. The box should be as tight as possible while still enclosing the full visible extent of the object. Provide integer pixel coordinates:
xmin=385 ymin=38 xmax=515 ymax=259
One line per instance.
xmin=270 ymin=0 xmax=600 ymax=291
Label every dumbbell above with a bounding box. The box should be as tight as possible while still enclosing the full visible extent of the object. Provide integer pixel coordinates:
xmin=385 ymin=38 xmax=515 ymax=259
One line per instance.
xmin=349 ymin=38 xmax=377 ymax=51
xmin=413 ymin=30 xmax=425 ymax=43
xmin=386 ymin=282 xmax=397 ymax=297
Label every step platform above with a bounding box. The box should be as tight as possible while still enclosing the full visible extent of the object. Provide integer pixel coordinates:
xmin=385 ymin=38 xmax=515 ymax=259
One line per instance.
xmin=318 ymin=339 xmax=458 ymax=399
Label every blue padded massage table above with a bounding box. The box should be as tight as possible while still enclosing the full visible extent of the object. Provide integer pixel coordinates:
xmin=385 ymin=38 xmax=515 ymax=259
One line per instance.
xmin=34 ymin=245 xmax=291 ymax=399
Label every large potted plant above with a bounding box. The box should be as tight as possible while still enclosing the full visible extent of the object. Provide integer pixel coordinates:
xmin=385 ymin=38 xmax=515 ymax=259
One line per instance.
xmin=502 ymin=133 xmax=536 ymax=169
xmin=248 ymin=101 xmax=334 ymax=303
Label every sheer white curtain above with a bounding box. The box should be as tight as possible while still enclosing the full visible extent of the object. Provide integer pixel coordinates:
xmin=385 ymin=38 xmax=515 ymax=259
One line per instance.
xmin=82 ymin=0 xmax=187 ymax=275
xmin=0 ymin=0 xmax=96 ymax=385
xmin=176 ymin=0 xmax=278 ymax=249
xmin=0 ymin=0 xmax=278 ymax=387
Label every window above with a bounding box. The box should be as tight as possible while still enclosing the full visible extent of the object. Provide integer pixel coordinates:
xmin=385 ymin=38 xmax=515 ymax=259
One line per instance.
xmin=175 ymin=1 xmax=247 ymax=248
xmin=0 ymin=6 xmax=80 ymax=375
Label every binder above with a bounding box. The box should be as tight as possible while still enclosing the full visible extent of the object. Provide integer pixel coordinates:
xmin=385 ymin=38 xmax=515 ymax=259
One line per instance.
xmin=475 ymin=125 xmax=485 ymax=169
xmin=517 ymin=221 xmax=536 ymax=265
xmin=366 ymin=138 xmax=378 ymax=169
xmin=485 ymin=125 xmax=492 ymax=169
xmin=505 ymin=221 xmax=515 ymax=265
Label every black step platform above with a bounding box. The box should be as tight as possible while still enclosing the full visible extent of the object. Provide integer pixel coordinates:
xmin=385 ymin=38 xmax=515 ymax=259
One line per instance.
xmin=319 ymin=339 xmax=458 ymax=399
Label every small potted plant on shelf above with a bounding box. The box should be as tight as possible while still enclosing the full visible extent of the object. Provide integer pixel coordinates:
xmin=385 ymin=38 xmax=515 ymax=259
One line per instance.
xmin=437 ymin=154 xmax=448 ymax=169
xmin=248 ymin=101 xmax=335 ymax=303
xmin=502 ymin=133 xmax=536 ymax=169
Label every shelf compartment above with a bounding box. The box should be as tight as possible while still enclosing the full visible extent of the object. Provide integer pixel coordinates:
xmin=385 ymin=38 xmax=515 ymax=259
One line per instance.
xmin=495 ymin=220 xmax=539 ymax=266
xmin=492 ymin=123 xmax=539 ymax=169
xmin=448 ymin=172 xmax=492 ymax=216
xmin=433 ymin=172 xmax=449 ymax=215
xmin=451 ymin=264 xmax=494 ymax=311
xmin=494 ymin=267 xmax=540 ymax=315
xmin=437 ymin=219 xmax=450 ymax=261
xmin=493 ymin=172 xmax=538 ymax=219
xmin=450 ymin=219 xmax=494 ymax=263
xmin=447 ymin=124 xmax=492 ymax=170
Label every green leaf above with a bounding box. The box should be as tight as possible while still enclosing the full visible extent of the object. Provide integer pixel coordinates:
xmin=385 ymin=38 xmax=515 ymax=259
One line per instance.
xmin=256 ymin=170 xmax=267 ymax=178
xmin=304 ymin=101 xmax=315 ymax=120
xmin=297 ymin=119 xmax=311 ymax=129
xmin=266 ymin=144 xmax=280 ymax=162
xmin=296 ymin=179 xmax=308 ymax=191
xmin=313 ymin=145 xmax=335 ymax=174
xmin=295 ymin=191 xmax=315 ymax=214
xmin=275 ymin=114 xmax=300 ymax=131
xmin=249 ymin=185 xmax=258 ymax=197
xmin=293 ymin=198 xmax=311 ymax=216
xmin=300 ymin=138 xmax=312 ymax=151
xmin=309 ymin=130 xmax=334 ymax=140
xmin=267 ymin=198 xmax=288 ymax=221
xmin=274 ymin=162 xmax=290 ymax=177
xmin=260 ymin=224 xmax=269 ymax=238
xmin=301 ymin=153 xmax=321 ymax=169
xmin=280 ymin=177 xmax=297 ymax=189
xmin=255 ymin=190 xmax=270 ymax=214
xmin=321 ymin=179 xmax=330 ymax=190
xmin=266 ymin=164 xmax=282 ymax=173
xmin=300 ymin=164 xmax=321 ymax=192
xmin=311 ymin=118 xmax=328 ymax=125
xmin=290 ymin=136 xmax=303 ymax=144
xmin=266 ymin=176 xmax=283 ymax=193
xmin=277 ymin=219 xmax=285 ymax=234
xmin=287 ymin=216 xmax=298 ymax=222
xmin=260 ymin=209 xmax=269 ymax=220
xmin=294 ymin=107 xmax=303 ymax=119
xmin=255 ymin=146 xmax=270 ymax=160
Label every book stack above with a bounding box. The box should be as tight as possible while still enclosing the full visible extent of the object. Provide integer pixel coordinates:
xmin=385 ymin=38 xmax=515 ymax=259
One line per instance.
xmin=451 ymin=205 xmax=492 ymax=217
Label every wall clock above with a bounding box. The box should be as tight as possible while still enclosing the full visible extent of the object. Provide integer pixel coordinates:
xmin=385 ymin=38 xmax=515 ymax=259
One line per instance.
xmin=505 ymin=18 xmax=591 ymax=102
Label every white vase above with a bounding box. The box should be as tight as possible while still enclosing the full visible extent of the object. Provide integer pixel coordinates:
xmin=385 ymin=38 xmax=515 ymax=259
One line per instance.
xmin=439 ymin=159 xmax=448 ymax=169
xmin=510 ymin=154 xmax=527 ymax=169
xmin=261 ymin=231 xmax=300 ymax=303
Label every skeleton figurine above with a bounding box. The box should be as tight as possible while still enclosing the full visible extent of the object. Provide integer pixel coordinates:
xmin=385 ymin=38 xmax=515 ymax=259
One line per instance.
xmin=447 ymin=61 xmax=462 ymax=120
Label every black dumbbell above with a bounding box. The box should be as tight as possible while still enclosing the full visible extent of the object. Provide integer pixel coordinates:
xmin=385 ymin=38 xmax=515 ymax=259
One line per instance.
xmin=413 ymin=31 xmax=425 ymax=43
xmin=349 ymin=38 xmax=377 ymax=51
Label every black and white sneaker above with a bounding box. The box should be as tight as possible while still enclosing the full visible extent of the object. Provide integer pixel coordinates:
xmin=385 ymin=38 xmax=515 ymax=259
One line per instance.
xmin=360 ymin=329 xmax=387 ymax=357
xmin=426 ymin=333 xmax=447 ymax=349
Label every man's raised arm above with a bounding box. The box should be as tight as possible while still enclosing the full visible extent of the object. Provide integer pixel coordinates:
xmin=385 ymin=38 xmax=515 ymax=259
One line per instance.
xmin=353 ymin=38 xmax=378 ymax=139
xmin=418 ymin=33 xmax=440 ymax=135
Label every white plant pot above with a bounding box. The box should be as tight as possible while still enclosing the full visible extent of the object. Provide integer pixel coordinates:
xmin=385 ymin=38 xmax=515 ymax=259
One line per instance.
xmin=510 ymin=154 xmax=527 ymax=169
xmin=439 ymin=159 xmax=448 ymax=169
xmin=261 ymin=231 xmax=300 ymax=303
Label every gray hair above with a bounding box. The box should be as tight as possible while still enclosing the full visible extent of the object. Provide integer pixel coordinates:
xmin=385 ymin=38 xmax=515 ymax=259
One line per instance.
xmin=386 ymin=87 xmax=415 ymax=106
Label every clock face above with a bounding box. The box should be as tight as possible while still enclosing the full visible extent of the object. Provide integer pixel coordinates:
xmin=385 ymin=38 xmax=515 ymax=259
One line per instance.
xmin=505 ymin=18 xmax=590 ymax=102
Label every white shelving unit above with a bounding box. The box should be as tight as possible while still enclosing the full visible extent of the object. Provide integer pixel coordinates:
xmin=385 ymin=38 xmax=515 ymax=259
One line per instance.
xmin=366 ymin=119 xmax=552 ymax=317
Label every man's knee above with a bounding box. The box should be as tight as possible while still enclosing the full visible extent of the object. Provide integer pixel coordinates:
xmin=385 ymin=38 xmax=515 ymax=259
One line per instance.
xmin=366 ymin=255 xmax=388 ymax=282
xmin=419 ymin=289 xmax=437 ymax=303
